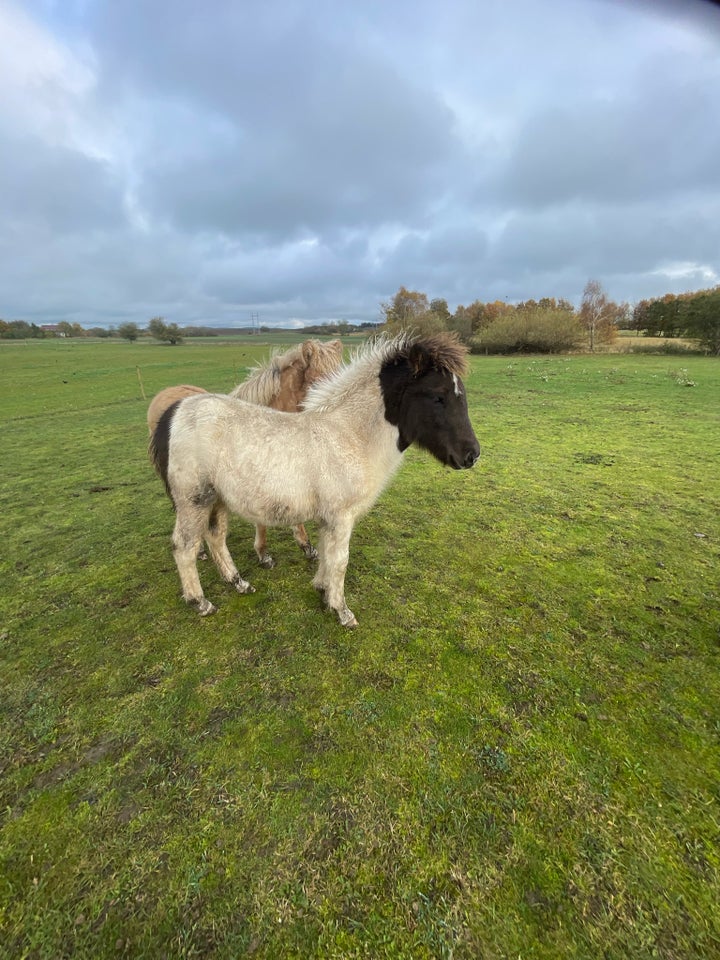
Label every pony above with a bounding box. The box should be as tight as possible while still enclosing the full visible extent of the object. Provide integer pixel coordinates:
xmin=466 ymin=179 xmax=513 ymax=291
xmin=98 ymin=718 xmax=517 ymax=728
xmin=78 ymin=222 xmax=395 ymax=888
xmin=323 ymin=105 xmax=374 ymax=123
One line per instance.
xmin=146 ymin=338 xmax=343 ymax=566
xmin=149 ymin=332 xmax=480 ymax=628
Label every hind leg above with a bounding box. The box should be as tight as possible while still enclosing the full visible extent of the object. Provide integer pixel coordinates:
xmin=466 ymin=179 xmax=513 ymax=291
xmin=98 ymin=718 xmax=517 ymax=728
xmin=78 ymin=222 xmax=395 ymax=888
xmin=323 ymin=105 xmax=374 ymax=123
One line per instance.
xmin=292 ymin=523 xmax=318 ymax=561
xmin=206 ymin=505 xmax=255 ymax=595
xmin=253 ymin=524 xmax=275 ymax=569
xmin=172 ymin=504 xmax=217 ymax=616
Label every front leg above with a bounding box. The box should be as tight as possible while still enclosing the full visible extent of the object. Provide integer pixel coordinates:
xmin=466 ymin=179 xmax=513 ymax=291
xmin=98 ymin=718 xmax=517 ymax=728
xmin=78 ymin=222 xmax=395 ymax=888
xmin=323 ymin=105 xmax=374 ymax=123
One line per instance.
xmin=312 ymin=517 xmax=357 ymax=628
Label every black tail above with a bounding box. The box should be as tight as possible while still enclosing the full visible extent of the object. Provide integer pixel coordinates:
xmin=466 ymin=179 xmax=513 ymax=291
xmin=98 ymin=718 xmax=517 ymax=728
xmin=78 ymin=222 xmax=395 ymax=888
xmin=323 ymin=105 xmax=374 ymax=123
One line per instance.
xmin=148 ymin=400 xmax=181 ymax=502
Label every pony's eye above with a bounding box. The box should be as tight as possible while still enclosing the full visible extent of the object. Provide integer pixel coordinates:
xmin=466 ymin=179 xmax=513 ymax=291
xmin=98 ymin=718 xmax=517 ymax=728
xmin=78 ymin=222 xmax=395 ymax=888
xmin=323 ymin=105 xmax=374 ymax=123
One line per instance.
xmin=434 ymin=394 xmax=445 ymax=405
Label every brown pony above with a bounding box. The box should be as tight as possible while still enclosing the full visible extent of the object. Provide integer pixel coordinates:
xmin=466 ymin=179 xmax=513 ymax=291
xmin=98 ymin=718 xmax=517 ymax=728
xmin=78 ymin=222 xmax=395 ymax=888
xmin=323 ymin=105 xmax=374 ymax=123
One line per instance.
xmin=146 ymin=338 xmax=343 ymax=566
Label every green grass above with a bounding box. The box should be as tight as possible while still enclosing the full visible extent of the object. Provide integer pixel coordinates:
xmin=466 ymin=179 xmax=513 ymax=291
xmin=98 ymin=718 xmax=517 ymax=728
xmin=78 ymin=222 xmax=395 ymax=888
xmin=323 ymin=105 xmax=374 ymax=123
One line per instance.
xmin=1 ymin=341 xmax=719 ymax=958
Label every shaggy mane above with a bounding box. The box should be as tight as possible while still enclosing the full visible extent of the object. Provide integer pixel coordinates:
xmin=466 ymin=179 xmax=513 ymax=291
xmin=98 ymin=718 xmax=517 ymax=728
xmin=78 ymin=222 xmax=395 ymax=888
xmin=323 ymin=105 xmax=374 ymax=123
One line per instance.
xmin=229 ymin=339 xmax=342 ymax=407
xmin=229 ymin=345 xmax=298 ymax=405
xmin=404 ymin=331 xmax=469 ymax=377
xmin=303 ymin=332 xmax=468 ymax=413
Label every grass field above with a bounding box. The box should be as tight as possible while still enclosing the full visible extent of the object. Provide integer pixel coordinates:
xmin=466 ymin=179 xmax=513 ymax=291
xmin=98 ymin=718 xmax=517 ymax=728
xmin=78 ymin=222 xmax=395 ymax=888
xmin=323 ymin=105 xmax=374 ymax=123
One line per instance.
xmin=1 ymin=338 xmax=719 ymax=959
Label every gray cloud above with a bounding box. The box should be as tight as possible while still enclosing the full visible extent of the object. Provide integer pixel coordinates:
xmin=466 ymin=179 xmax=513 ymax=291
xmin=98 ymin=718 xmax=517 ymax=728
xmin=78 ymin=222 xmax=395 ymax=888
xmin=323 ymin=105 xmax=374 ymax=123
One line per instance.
xmin=498 ymin=59 xmax=720 ymax=208
xmin=0 ymin=131 xmax=124 ymax=232
xmin=3 ymin=0 xmax=720 ymax=326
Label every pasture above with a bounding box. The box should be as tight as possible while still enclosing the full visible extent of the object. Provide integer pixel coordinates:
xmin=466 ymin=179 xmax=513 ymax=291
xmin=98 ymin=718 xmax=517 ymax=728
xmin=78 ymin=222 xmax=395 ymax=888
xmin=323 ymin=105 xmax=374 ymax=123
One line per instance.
xmin=1 ymin=338 xmax=719 ymax=959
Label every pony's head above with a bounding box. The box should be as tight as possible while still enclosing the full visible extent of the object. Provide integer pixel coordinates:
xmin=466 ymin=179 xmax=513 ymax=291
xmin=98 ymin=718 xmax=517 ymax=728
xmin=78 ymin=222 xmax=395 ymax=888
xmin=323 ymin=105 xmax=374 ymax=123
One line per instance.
xmin=379 ymin=333 xmax=480 ymax=470
xmin=271 ymin=338 xmax=343 ymax=412
xmin=304 ymin=338 xmax=343 ymax=373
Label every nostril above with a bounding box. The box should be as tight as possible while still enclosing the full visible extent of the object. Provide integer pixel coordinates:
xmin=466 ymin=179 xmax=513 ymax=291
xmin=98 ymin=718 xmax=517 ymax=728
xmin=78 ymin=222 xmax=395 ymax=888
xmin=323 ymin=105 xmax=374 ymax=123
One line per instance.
xmin=464 ymin=449 xmax=480 ymax=468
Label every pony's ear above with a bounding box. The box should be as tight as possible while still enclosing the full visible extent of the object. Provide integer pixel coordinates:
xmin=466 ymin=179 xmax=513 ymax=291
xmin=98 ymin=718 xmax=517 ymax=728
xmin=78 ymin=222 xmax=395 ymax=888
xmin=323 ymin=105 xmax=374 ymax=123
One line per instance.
xmin=302 ymin=341 xmax=318 ymax=364
xmin=407 ymin=343 xmax=432 ymax=377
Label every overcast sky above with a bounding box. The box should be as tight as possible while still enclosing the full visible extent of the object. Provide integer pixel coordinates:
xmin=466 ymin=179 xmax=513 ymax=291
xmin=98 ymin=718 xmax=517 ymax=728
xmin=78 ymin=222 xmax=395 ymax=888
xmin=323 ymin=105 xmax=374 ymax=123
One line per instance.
xmin=2 ymin=0 xmax=720 ymax=328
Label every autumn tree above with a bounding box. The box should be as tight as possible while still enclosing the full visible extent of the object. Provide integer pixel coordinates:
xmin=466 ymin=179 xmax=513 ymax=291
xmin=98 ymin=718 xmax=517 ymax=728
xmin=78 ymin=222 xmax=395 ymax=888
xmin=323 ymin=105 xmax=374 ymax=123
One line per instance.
xmin=380 ymin=287 xmax=429 ymax=330
xmin=483 ymin=300 xmax=515 ymax=326
xmin=449 ymin=302 xmax=482 ymax=342
xmin=429 ymin=298 xmax=451 ymax=325
xmin=380 ymin=287 xmax=445 ymax=335
xmin=578 ymin=280 xmax=620 ymax=351
xmin=537 ymin=297 xmax=575 ymax=314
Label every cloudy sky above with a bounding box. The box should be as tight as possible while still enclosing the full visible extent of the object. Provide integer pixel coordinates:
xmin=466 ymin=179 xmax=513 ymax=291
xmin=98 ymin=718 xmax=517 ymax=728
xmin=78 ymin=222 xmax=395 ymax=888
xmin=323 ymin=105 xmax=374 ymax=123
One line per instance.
xmin=2 ymin=0 xmax=720 ymax=328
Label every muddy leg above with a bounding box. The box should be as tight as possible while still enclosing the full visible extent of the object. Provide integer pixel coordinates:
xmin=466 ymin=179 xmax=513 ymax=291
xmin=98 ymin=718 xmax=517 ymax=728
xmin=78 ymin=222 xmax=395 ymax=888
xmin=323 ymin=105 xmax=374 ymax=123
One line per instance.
xmin=312 ymin=524 xmax=329 ymax=599
xmin=292 ymin=523 xmax=318 ymax=561
xmin=313 ymin=517 xmax=357 ymax=627
xmin=206 ymin=505 xmax=255 ymax=595
xmin=253 ymin=524 xmax=275 ymax=569
xmin=172 ymin=503 xmax=217 ymax=616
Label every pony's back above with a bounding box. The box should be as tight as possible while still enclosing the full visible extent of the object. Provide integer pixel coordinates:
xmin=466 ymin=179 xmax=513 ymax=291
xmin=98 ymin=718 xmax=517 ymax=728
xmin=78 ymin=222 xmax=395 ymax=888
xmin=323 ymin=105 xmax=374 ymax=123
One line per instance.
xmin=147 ymin=384 xmax=208 ymax=435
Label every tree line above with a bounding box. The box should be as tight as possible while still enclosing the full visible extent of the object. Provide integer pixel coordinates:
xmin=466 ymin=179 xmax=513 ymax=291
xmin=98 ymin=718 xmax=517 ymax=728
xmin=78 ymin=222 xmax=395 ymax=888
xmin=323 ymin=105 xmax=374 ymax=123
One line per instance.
xmin=632 ymin=287 xmax=720 ymax=355
xmin=3 ymin=283 xmax=718 ymax=353
xmin=380 ymin=280 xmax=625 ymax=353
xmin=0 ymin=317 xmax=378 ymax=342
xmin=381 ymin=280 xmax=720 ymax=354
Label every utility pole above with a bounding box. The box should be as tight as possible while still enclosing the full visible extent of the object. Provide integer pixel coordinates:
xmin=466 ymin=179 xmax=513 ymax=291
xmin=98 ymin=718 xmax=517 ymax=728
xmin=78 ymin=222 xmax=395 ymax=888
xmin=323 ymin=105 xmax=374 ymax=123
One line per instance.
xmin=250 ymin=312 xmax=259 ymax=334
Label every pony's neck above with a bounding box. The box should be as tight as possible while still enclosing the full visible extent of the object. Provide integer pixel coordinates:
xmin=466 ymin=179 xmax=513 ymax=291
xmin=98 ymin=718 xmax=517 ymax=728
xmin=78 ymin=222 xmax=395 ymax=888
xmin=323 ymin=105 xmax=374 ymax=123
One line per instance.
xmin=305 ymin=364 xmax=405 ymax=497
xmin=303 ymin=343 xmax=388 ymax=415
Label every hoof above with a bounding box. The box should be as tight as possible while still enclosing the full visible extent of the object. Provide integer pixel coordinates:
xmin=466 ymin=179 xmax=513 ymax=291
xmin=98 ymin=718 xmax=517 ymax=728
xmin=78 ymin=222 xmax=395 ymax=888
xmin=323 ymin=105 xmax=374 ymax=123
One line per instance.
xmin=192 ymin=598 xmax=217 ymax=616
xmin=198 ymin=550 xmax=209 ymax=562
xmin=233 ymin=576 xmax=255 ymax=595
xmin=302 ymin=544 xmax=319 ymax=561
xmin=338 ymin=608 xmax=358 ymax=628
xmin=258 ymin=555 xmax=276 ymax=569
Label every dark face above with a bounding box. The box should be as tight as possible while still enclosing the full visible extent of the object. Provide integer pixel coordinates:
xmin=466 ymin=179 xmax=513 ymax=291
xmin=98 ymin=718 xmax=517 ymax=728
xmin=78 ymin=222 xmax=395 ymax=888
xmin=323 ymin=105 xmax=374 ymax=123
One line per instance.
xmin=380 ymin=361 xmax=481 ymax=469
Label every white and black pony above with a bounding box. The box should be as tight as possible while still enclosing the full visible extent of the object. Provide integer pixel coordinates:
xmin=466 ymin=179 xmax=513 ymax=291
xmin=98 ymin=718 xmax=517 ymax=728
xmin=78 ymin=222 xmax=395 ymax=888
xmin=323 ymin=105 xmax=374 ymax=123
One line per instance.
xmin=149 ymin=332 xmax=480 ymax=627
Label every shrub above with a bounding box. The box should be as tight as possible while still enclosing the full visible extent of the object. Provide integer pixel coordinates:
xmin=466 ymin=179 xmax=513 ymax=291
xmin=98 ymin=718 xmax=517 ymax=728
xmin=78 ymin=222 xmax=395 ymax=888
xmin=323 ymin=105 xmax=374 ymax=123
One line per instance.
xmin=470 ymin=308 xmax=584 ymax=354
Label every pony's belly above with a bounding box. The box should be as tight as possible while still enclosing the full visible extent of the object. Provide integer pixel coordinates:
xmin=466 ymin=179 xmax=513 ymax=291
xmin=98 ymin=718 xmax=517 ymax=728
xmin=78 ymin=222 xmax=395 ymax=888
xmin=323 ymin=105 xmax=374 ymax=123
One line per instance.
xmin=221 ymin=483 xmax=316 ymax=528
xmin=246 ymin=501 xmax=310 ymax=527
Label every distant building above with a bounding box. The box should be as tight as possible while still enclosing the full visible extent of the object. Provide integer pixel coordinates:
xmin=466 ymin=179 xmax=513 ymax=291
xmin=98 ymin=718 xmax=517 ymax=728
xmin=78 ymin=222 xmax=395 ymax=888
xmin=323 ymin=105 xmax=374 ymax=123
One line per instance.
xmin=40 ymin=324 xmax=66 ymax=337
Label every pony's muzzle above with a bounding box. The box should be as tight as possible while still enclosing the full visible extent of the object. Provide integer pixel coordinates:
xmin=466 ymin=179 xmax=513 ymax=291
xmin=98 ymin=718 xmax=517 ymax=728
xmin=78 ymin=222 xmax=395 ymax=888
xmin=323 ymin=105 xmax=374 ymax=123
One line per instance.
xmin=459 ymin=437 xmax=481 ymax=468
xmin=447 ymin=444 xmax=480 ymax=469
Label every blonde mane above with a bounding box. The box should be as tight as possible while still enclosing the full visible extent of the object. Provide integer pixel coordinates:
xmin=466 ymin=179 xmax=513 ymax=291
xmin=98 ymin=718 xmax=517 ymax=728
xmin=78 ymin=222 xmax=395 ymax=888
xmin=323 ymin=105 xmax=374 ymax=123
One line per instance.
xmin=229 ymin=346 xmax=298 ymax=405
xmin=229 ymin=339 xmax=342 ymax=407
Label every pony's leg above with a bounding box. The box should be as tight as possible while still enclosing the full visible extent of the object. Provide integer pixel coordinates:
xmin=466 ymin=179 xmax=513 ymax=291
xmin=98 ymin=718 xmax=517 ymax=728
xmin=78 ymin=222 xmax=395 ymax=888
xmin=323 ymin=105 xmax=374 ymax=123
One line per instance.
xmin=292 ymin=523 xmax=318 ymax=561
xmin=206 ymin=505 xmax=255 ymax=595
xmin=312 ymin=517 xmax=357 ymax=628
xmin=312 ymin=524 xmax=329 ymax=595
xmin=172 ymin=504 xmax=217 ymax=616
xmin=253 ymin=524 xmax=275 ymax=569
xmin=252 ymin=523 xmax=318 ymax=567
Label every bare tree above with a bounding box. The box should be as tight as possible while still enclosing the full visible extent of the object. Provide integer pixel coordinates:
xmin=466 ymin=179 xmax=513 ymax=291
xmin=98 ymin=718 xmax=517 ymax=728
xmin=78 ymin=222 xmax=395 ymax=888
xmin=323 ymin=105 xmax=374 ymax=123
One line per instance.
xmin=579 ymin=280 xmax=620 ymax=352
